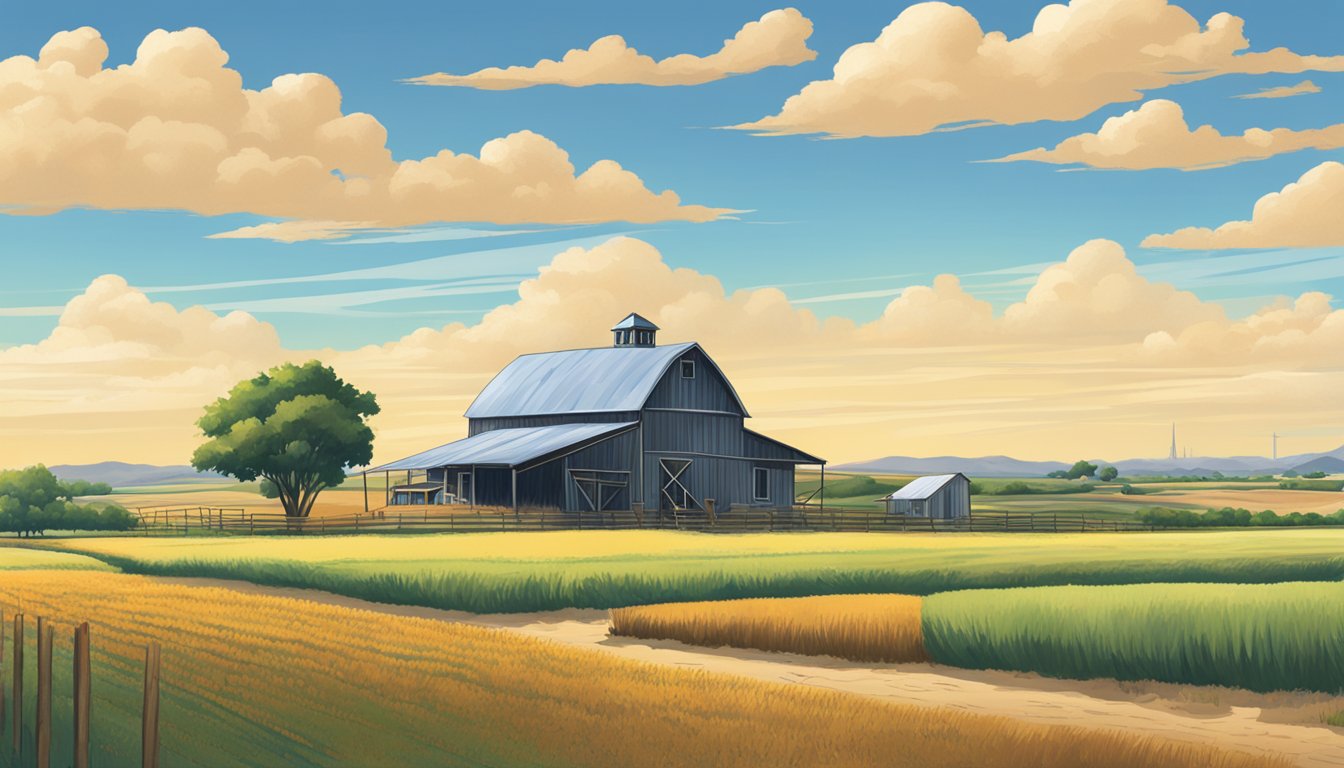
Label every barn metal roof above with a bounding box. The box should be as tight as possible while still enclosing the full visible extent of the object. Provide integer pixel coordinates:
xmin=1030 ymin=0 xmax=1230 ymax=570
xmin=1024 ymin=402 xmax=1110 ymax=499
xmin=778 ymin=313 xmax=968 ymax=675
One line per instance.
xmin=466 ymin=342 xmax=748 ymax=418
xmin=370 ymin=422 xmax=637 ymax=471
xmin=611 ymin=312 xmax=659 ymax=331
xmin=884 ymin=473 xmax=967 ymax=501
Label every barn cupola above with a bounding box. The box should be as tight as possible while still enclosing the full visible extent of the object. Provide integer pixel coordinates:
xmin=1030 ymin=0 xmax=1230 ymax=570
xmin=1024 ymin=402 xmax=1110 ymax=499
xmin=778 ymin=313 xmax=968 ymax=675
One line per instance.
xmin=611 ymin=312 xmax=659 ymax=347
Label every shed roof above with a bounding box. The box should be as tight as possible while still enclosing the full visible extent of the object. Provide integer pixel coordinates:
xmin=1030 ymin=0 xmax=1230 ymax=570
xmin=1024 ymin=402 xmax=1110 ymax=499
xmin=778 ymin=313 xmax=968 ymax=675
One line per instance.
xmin=884 ymin=473 xmax=968 ymax=501
xmin=465 ymin=342 xmax=748 ymax=418
xmin=371 ymin=422 xmax=637 ymax=472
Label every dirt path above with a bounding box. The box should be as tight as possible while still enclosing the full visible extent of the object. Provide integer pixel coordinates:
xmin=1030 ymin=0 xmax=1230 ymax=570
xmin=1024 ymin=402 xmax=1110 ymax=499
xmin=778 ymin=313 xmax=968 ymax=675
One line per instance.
xmin=159 ymin=577 xmax=1344 ymax=768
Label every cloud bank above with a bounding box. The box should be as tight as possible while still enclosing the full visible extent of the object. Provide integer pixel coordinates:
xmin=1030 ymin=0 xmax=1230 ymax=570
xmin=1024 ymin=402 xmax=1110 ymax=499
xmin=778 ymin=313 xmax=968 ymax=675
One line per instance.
xmin=4 ymin=237 xmax=1342 ymax=467
xmin=408 ymin=9 xmax=816 ymax=89
xmin=731 ymin=0 xmax=1344 ymax=138
xmin=0 ymin=27 xmax=731 ymax=240
xmin=990 ymin=100 xmax=1344 ymax=170
xmin=1143 ymin=161 xmax=1344 ymax=248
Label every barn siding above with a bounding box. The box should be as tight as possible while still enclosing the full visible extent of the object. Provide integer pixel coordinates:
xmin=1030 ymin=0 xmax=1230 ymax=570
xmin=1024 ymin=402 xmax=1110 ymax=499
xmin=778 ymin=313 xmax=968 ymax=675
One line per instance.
xmin=468 ymin=412 xmax=637 ymax=436
xmin=643 ymin=347 xmax=745 ymax=414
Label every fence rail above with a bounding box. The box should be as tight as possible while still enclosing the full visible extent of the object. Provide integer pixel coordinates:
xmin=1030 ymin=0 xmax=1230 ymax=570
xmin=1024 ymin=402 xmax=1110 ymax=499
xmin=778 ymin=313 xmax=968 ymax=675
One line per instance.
xmin=130 ymin=505 xmax=1151 ymax=536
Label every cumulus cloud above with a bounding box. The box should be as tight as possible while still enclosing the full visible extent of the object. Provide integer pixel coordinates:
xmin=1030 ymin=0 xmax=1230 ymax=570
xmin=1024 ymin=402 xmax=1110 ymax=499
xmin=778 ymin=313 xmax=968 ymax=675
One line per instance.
xmin=0 ymin=27 xmax=731 ymax=240
xmin=1234 ymin=79 xmax=1321 ymax=99
xmin=990 ymin=100 xmax=1344 ymax=170
xmin=9 ymin=236 xmax=1340 ymax=468
xmin=407 ymin=9 xmax=815 ymax=89
xmin=1143 ymin=161 xmax=1344 ymax=248
xmin=731 ymin=0 xmax=1344 ymax=138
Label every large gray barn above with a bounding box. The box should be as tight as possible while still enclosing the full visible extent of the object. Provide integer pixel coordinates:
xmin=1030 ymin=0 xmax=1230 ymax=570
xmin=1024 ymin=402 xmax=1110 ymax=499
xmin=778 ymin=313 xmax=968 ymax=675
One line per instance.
xmin=882 ymin=474 xmax=971 ymax=519
xmin=370 ymin=314 xmax=824 ymax=515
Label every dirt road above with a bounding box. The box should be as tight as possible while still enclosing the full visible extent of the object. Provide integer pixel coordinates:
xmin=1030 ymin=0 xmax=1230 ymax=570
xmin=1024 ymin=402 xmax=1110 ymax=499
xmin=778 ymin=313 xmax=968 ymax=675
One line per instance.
xmin=161 ymin=577 xmax=1344 ymax=768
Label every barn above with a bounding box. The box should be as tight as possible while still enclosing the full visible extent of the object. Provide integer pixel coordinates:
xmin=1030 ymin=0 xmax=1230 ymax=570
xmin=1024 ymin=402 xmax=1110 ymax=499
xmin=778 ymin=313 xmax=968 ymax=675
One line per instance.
xmin=368 ymin=313 xmax=825 ymax=516
xmin=882 ymin=474 xmax=971 ymax=519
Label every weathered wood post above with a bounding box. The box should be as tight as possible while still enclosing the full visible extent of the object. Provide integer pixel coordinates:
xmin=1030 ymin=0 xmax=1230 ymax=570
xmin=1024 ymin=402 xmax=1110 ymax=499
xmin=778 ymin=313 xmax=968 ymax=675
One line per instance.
xmin=705 ymin=499 xmax=716 ymax=527
xmin=37 ymin=616 xmax=52 ymax=768
xmin=143 ymin=641 xmax=161 ymax=768
xmin=632 ymin=503 xmax=643 ymax=529
xmin=12 ymin=612 xmax=22 ymax=757
xmin=74 ymin=622 xmax=91 ymax=768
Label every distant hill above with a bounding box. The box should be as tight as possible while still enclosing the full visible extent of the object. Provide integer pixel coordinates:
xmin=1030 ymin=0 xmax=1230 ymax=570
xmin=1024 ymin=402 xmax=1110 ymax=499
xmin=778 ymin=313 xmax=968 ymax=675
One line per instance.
xmin=834 ymin=455 xmax=1070 ymax=478
xmin=48 ymin=462 xmax=224 ymax=487
xmin=839 ymin=443 xmax=1344 ymax=478
xmin=1289 ymin=455 xmax=1344 ymax=475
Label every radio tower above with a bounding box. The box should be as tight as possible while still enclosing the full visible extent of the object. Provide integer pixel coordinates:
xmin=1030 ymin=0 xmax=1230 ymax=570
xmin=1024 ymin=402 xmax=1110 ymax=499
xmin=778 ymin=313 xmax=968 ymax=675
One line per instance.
xmin=1272 ymin=432 xmax=1278 ymax=461
xmin=1168 ymin=423 xmax=1178 ymax=461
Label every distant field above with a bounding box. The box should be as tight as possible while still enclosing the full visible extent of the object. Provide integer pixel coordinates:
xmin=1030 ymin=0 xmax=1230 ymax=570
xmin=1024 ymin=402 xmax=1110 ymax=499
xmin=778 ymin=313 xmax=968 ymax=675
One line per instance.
xmin=923 ymin=582 xmax=1344 ymax=694
xmin=0 ymin=547 xmax=113 ymax=571
xmin=611 ymin=583 xmax=1344 ymax=694
xmin=27 ymin=529 xmax=1344 ymax=613
xmin=611 ymin=594 xmax=928 ymax=663
xmin=0 ymin=572 xmax=1282 ymax=768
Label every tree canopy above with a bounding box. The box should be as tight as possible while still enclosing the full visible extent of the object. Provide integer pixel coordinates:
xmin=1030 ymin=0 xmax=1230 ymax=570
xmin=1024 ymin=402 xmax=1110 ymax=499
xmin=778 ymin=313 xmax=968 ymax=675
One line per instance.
xmin=191 ymin=361 xmax=379 ymax=518
xmin=0 ymin=465 xmax=136 ymax=536
xmin=1098 ymin=466 xmax=1119 ymax=482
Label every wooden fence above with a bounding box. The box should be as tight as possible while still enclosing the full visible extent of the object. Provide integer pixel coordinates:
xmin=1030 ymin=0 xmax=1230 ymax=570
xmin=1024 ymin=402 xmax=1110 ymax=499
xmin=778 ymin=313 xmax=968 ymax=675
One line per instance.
xmin=131 ymin=505 xmax=1151 ymax=536
xmin=0 ymin=611 xmax=160 ymax=768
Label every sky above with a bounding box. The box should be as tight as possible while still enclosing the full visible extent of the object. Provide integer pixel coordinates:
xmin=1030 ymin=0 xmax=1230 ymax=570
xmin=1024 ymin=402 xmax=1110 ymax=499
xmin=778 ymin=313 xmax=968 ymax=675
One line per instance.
xmin=1 ymin=0 xmax=1342 ymax=467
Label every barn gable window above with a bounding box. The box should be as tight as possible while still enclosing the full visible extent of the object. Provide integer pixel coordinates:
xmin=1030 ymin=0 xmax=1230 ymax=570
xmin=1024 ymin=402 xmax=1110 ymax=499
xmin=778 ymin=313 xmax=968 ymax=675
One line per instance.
xmin=680 ymin=359 xmax=695 ymax=379
xmin=753 ymin=467 xmax=769 ymax=501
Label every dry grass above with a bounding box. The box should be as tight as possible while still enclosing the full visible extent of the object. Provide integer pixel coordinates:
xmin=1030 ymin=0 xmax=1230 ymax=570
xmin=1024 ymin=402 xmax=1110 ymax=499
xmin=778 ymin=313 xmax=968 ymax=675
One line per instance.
xmin=0 ymin=572 xmax=1288 ymax=768
xmin=611 ymin=594 xmax=930 ymax=663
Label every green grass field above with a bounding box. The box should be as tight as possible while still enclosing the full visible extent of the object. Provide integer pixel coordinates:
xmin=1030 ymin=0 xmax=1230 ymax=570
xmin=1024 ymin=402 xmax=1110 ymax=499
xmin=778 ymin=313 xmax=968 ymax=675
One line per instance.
xmin=0 ymin=547 xmax=115 ymax=571
xmin=922 ymin=582 xmax=1344 ymax=693
xmin=20 ymin=529 xmax=1344 ymax=613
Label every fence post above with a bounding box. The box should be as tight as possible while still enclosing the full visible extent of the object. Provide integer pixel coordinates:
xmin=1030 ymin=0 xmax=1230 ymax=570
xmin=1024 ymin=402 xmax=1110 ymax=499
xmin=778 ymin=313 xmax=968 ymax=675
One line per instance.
xmin=37 ymin=616 xmax=52 ymax=768
xmin=74 ymin=622 xmax=91 ymax=768
xmin=143 ymin=641 xmax=161 ymax=768
xmin=249 ymin=514 xmax=255 ymax=535
xmin=12 ymin=612 xmax=22 ymax=758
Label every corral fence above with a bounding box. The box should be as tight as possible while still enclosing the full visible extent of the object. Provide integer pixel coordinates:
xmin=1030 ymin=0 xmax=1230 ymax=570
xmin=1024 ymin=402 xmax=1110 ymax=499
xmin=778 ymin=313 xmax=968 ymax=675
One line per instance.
xmin=130 ymin=504 xmax=1151 ymax=536
xmin=0 ymin=610 xmax=161 ymax=768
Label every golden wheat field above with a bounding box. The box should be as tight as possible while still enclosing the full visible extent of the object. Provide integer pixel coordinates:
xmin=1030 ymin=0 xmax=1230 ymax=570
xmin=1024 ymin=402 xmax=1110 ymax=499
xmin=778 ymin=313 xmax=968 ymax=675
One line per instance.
xmin=611 ymin=594 xmax=930 ymax=663
xmin=0 ymin=572 xmax=1289 ymax=768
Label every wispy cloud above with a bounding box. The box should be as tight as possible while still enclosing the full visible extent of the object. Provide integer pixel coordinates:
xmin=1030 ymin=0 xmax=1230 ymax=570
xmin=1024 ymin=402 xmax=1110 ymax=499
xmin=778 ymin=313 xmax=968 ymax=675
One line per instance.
xmin=1234 ymin=80 xmax=1321 ymax=100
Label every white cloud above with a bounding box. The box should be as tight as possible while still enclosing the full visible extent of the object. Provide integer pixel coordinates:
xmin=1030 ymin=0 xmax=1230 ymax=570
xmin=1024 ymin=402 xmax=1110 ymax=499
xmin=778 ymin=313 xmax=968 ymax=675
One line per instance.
xmin=8 ymin=237 xmax=1340 ymax=467
xmin=1143 ymin=161 xmax=1344 ymax=248
xmin=1234 ymin=79 xmax=1321 ymax=100
xmin=990 ymin=99 xmax=1344 ymax=170
xmin=0 ymin=27 xmax=732 ymax=240
xmin=407 ymin=9 xmax=816 ymax=89
xmin=731 ymin=0 xmax=1344 ymax=138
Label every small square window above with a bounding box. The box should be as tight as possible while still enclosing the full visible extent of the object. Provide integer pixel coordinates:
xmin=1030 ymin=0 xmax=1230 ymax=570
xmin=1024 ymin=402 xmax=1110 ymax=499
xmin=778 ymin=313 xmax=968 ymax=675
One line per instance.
xmin=680 ymin=359 xmax=695 ymax=379
xmin=753 ymin=467 xmax=769 ymax=501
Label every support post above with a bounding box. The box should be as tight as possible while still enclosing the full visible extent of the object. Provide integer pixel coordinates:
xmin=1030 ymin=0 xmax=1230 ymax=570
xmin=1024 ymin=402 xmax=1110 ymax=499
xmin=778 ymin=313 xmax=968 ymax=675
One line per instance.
xmin=37 ymin=617 xmax=52 ymax=768
xmin=143 ymin=642 xmax=160 ymax=768
xmin=511 ymin=469 xmax=518 ymax=512
xmin=362 ymin=472 xmax=369 ymax=514
xmin=819 ymin=463 xmax=826 ymax=512
xmin=74 ymin=623 xmax=90 ymax=768
xmin=384 ymin=471 xmax=390 ymax=509
xmin=12 ymin=612 xmax=22 ymax=757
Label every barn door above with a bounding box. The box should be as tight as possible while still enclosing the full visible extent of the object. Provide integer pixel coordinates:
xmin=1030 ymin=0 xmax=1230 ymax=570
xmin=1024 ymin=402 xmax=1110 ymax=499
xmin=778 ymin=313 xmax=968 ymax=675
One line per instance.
xmin=569 ymin=470 xmax=628 ymax=512
xmin=658 ymin=458 xmax=700 ymax=512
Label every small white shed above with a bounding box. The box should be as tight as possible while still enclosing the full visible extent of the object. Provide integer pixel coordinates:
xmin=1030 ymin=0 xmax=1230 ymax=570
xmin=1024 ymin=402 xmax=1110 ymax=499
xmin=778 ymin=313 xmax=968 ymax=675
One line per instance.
xmin=882 ymin=473 xmax=971 ymax=519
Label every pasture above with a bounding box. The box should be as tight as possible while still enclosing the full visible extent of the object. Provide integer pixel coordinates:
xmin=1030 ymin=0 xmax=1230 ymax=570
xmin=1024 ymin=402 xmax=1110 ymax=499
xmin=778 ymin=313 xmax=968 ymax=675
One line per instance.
xmin=24 ymin=528 xmax=1344 ymax=613
xmin=0 ymin=571 xmax=1286 ymax=768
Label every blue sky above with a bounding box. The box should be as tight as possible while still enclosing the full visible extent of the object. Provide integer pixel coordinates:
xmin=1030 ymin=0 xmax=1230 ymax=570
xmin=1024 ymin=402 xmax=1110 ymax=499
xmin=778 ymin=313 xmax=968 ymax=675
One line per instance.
xmin=2 ymin=0 xmax=1342 ymax=349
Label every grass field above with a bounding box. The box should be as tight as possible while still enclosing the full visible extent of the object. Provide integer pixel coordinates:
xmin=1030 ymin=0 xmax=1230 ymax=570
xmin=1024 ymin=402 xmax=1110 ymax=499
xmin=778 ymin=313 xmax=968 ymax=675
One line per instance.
xmin=922 ymin=582 xmax=1344 ymax=694
xmin=0 ymin=547 xmax=115 ymax=571
xmin=610 ymin=594 xmax=928 ymax=663
xmin=0 ymin=572 xmax=1286 ymax=768
xmin=23 ymin=529 xmax=1344 ymax=613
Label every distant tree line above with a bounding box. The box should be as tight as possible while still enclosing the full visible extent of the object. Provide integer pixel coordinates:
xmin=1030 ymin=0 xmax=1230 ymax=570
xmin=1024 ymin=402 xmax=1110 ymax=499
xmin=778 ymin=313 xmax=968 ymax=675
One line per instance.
xmin=0 ymin=465 xmax=136 ymax=537
xmin=1138 ymin=506 xmax=1344 ymax=529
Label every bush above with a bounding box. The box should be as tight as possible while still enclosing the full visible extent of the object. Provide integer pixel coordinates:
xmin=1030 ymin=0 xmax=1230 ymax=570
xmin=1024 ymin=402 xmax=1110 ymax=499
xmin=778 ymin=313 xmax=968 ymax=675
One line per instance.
xmin=0 ymin=465 xmax=137 ymax=536
xmin=1278 ymin=479 xmax=1344 ymax=492
xmin=1138 ymin=505 xmax=1344 ymax=528
xmin=1303 ymin=471 xmax=1329 ymax=479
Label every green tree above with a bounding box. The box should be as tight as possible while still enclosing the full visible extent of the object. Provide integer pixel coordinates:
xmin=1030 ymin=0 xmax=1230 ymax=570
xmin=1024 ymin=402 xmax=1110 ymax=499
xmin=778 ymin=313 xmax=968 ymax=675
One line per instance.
xmin=0 ymin=465 xmax=134 ymax=536
xmin=1098 ymin=466 xmax=1119 ymax=482
xmin=1066 ymin=460 xmax=1098 ymax=480
xmin=191 ymin=361 xmax=379 ymax=518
